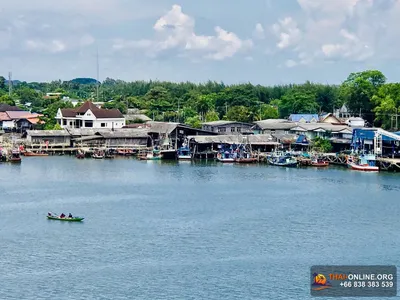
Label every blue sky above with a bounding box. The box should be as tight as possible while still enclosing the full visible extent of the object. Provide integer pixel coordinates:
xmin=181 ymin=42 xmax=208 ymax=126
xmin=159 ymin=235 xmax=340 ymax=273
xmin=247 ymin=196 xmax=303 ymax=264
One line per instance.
xmin=1 ymin=0 xmax=400 ymax=85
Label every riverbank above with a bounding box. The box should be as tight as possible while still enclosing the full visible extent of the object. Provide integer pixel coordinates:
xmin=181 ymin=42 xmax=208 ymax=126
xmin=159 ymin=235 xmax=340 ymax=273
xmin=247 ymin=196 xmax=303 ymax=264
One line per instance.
xmin=0 ymin=156 xmax=399 ymax=300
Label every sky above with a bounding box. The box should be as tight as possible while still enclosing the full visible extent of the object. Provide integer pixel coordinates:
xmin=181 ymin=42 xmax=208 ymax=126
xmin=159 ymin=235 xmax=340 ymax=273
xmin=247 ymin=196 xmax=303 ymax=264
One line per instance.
xmin=1 ymin=0 xmax=400 ymax=85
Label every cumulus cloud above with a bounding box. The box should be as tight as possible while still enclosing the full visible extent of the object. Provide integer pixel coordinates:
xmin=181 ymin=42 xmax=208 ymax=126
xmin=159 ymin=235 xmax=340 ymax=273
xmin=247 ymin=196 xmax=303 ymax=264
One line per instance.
xmin=270 ymin=0 xmax=394 ymax=67
xmin=113 ymin=5 xmax=253 ymax=61
xmin=253 ymin=23 xmax=265 ymax=39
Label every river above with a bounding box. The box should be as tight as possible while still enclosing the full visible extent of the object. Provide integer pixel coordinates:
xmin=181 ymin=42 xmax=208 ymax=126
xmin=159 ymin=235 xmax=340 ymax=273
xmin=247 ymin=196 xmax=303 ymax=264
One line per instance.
xmin=0 ymin=157 xmax=399 ymax=299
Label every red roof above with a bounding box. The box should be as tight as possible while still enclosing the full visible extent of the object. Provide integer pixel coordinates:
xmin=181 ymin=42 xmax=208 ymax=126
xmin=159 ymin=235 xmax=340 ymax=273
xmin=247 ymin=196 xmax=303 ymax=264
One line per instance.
xmin=0 ymin=112 xmax=11 ymax=121
xmin=60 ymin=101 xmax=124 ymax=119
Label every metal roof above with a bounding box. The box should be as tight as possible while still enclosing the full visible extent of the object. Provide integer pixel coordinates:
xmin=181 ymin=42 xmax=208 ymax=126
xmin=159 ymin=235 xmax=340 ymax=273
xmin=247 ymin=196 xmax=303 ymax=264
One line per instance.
xmin=187 ymin=134 xmax=279 ymax=145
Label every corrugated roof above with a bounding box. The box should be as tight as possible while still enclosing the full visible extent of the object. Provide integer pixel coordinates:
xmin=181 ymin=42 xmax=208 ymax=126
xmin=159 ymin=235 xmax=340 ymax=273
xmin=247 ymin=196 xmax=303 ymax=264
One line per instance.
xmin=146 ymin=121 xmax=179 ymax=134
xmin=288 ymin=114 xmax=319 ymax=123
xmin=5 ymin=111 xmax=33 ymax=119
xmin=27 ymin=130 xmax=70 ymax=137
xmin=202 ymin=120 xmax=253 ymax=126
xmin=99 ymin=129 xmax=149 ymax=138
xmin=254 ymin=120 xmax=296 ymax=130
xmin=0 ymin=104 xmax=23 ymax=112
xmin=61 ymin=101 xmax=124 ymax=119
xmin=0 ymin=112 xmax=11 ymax=121
xmin=187 ymin=134 xmax=279 ymax=145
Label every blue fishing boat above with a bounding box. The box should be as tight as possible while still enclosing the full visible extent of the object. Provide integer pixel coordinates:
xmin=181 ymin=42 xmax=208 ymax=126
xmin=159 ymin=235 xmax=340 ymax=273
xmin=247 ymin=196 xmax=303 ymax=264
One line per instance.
xmin=177 ymin=142 xmax=192 ymax=160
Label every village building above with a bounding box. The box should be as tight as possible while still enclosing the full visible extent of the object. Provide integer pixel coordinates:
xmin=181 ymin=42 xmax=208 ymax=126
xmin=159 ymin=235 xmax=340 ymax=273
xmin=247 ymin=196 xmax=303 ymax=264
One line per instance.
xmin=201 ymin=121 xmax=253 ymax=134
xmin=187 ymin=134 xmax=280 ymax=157
xmin=124 ymin=109 xmax=152 ymax=124
xmin=55 ymin=101 xmax=126 ymax=129
xmin=0 ymin=111 xmax=44 ymax=132
xmin=25 ymin=130 xmax=72 ymax=149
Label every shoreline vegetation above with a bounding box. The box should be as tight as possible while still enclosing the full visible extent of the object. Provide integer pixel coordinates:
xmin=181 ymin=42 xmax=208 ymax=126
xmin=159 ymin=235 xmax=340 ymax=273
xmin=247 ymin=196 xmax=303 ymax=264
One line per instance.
xmin=0 ymin=69 xmax=399 ymax=131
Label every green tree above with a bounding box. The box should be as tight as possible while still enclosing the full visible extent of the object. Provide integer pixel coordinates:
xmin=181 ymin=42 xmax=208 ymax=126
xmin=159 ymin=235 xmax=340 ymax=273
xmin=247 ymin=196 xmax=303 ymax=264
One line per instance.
xmin=312 ymin=136 xmax=333 ymax=153
xmin=371 ymin=83 xmax=400 ymax=129
xmin=185 ymin=115 xmax=202 ymax=128
xmin=279 ymin=90 xmax=319 ymax=117
xmin=226 ymin=106 xmax=251 ymax=122
xmin=0 ymin=76 xmax=5 ymax=90
xmin=205 ymin=110 xmax=219 ymax=122
xmin=341 ymin=70 xmax=386 ymax=118
xmin=0 ymin=94 xmax=15 ymax=105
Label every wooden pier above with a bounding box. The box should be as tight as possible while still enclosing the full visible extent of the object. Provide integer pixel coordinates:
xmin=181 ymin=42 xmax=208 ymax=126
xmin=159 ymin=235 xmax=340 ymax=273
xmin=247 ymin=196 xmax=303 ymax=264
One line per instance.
xmin=377 ymin=158 xmax=400 ymax=172
xmin=320 ymin=153 xmax=348 ymax=166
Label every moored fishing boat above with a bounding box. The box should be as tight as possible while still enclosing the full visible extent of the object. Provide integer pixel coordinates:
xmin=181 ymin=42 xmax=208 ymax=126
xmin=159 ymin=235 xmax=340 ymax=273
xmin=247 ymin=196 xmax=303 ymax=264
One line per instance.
xmin=177 ymin=145 xmax=192 ymax=160
xmin=268 ymin=155 xmax=298 ymax=167
xmin=311 ymin=157 xmax=329 ymax=167
xmin=347 ymin=154 xmax=379 ymax=172
xmin=76 ymin=149 xmax=85 ymax=159
xmin=23 ymin=151 xmax=49 ymax=156
xmin=8 ymin=149 xmax=21 ymax=163
xmin=235 ymin=157 xmax=258 ymax=163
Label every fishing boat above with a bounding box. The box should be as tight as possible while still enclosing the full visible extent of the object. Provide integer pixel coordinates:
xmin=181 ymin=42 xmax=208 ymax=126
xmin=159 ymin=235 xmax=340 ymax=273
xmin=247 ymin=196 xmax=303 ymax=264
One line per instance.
xmin=347 ymin=154 xmax=379 ymax=172
xmin=76 ymin=149 xmax=85 ymax=159
xmin=92 ymin=149 xmax=105 ymax=159
xmin=311 ymin=157 xmax=329 ymax=167
xmin=8 ymin=149 xmax=21 ymax=163
xmin=47 ymin=212 xmax=84 ymax=222
xmin=177 ymin=145 xmax=192 ymax=160
xmin=146 ymin=149 xmax=162 ymax=160
xmin=268 ymin=155 xmax=298 ymax=167
xmin=217 ymin=151 xmax=235 ymax=162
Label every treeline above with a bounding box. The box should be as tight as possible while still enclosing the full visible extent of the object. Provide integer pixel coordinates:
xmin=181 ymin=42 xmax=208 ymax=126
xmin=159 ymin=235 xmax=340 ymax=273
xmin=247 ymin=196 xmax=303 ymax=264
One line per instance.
xmin=0 ymin=70 xmax=399 ymax=130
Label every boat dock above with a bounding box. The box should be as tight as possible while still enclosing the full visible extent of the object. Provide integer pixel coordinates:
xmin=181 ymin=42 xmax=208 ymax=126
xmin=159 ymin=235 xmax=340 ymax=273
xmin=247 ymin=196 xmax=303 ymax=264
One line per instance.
xmin=377 ymin=158 xmax=400 ymax=172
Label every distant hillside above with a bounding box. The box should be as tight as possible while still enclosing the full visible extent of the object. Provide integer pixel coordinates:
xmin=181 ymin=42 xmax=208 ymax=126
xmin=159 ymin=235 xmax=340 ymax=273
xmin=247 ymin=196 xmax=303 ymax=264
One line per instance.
xmin=4 ymin=80 xmax=21 ymax=85
xmin=70 ymin=78 xmax=99 ymax=84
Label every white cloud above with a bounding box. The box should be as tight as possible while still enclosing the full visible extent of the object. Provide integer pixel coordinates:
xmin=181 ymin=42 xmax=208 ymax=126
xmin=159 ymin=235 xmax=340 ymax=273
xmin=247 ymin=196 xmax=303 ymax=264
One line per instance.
xmin=270 ymin=0 xmax=386 ymax=67
xmin=272 ymin=17 xmax=302 ymax=49
xmin=113 ymin=5 xmax=253 ymax=61
xmin=285 ymin=59 xmax=297 ymax=68
xmin=253 ymin=23 xmax=265 ymax=39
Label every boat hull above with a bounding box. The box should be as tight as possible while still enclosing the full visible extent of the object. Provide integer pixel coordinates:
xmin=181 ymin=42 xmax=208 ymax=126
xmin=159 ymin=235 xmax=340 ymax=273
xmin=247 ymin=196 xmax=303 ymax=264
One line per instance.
xmin=311 ymin=162 xmax=329 ymax=167
xmin=235 ymin=158 xmax=257 ymax=163
xmin=47 ymin=216 xmax=84 ymax=222
xmin=9 ymin=158 xmax=21 ymax=163
xmin=178 ymin=155 xmax=191 ymax=160
xmin=348 ymin=163 xmax=379 ymax=172
xmin=23 ymin=152 xmax=48 ymax=157
xmin=217 ymin=158 xmax=235 ymax=163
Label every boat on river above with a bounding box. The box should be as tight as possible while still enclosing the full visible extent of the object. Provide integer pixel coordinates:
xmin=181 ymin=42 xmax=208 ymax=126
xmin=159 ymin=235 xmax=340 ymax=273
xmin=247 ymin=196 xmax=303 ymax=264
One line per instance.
xmin=347 ymin=154 xmax=379 ymax=172
xmin=47 ymin=213 xmax=84 ymax=222
xmin=311 ymin=157 xmax=329 ymax=167
xmin=23 ymin=151 xmax=49 ymax=157
xmin=268 ymin=155 xmax=298 ymax=167
xmin=177 ymin=145 xmax=192 ymax=160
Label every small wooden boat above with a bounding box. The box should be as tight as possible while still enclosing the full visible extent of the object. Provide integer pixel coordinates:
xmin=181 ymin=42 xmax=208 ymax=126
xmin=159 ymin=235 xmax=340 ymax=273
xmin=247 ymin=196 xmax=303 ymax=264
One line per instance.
xmin=92 ymin=153 xmax=104 ymax=159
xmin=311 ymin=158 xmax=329 ymax=167
xmin=47 ymin=215 xmax=84 ymax=222
xmin=23 ymin=151 xmax=49 ymax=157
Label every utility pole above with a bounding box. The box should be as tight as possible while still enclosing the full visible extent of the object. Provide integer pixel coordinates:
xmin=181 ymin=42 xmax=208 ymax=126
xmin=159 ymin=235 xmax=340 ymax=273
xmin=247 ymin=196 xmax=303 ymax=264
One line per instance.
xmin=8 ymin=72 xmax=12 ymax=96
xmin=225 ymin=102 xmax=228 ymax=115
xmin=177 ymin=99 xmax=180 ymax=123
xmin=96 ymin=47 xmax=100 ymax=102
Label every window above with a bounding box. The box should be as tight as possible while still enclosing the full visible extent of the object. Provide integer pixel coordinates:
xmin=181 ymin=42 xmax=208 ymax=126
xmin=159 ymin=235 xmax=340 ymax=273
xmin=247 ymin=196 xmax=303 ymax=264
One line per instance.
xmin=236 ymin=127 xmax=241 ymax=132
xmin=101 ymin=123 xmax=106 ymax=127
xmin=231 ymin=127 xmax=235 ymax=132
xmin=85 ymin=121 xmax=93 ymax=128
xmin=63 ymin=120 xmax=67 ymax=125
xmin=218 ymin=127 xmax=226 ymax=133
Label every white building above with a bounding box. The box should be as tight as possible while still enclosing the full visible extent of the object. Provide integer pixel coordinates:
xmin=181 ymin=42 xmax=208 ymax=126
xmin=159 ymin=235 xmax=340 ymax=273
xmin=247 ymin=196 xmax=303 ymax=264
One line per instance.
xmin=55 ymin=101 xmax=126 ymax=129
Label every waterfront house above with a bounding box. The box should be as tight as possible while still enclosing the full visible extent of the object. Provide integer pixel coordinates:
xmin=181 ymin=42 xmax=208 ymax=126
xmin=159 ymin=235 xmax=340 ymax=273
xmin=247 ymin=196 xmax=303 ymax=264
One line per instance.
xmin=0 ymin=111 xmax=44 ymax=132
xmin=319 ymin=113 xmax=343 ymax=124
xmin=70 ymin=128 xmax=150 ymax=148
xmin=202 ymin=121 xmax=253 ymax=134
xmin=56 ymin=101 xmax=126 ymax=129
xmin=187 ymin=134 xmax=280 ymax=154
xmin=26 ymin=130 xmax=72 ymax=148
xmin=124 ymin=109 xmax=152 ymax=124
xmin=252 ymin=119 xmax=296 ymax=135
